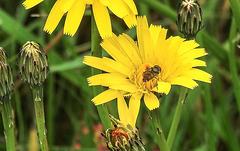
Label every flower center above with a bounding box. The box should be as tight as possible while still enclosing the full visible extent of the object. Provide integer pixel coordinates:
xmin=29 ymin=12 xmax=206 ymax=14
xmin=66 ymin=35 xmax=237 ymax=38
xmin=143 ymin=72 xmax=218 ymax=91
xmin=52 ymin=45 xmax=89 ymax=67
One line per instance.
xmin=110 ymin=128 xmax=129 ymax=147
xmin=130 ymin=63 xmax=161 ymax=93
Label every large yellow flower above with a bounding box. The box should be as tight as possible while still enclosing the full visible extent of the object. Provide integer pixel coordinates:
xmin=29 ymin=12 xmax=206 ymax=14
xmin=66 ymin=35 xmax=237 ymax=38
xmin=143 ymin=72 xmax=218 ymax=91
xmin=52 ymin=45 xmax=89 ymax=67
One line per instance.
xmin=83 ymin=16 xmax=212 ymax=114
xmin=22 ymin=0 xmax=138 ymax=38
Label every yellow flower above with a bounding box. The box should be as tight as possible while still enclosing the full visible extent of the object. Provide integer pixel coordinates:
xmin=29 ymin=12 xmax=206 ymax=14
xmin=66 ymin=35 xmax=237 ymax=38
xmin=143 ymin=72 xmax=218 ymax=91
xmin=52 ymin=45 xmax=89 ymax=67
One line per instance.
xmin=102 ymin=97 xmax=145 ymax=150
xmin=83 ymin=16 xmax=212 ymax=114
xmin=22 ymin=0 xmax=138 ymax=38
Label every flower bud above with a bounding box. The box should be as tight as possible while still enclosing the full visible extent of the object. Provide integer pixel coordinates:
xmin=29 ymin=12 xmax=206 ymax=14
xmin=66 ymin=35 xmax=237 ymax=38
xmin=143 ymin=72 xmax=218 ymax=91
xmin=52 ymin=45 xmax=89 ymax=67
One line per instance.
xmin=101 ymin=115 xmax=145 ymax=151
xmin=0 ymin=47 xmax=14 ymax=100
xmin=177 ymin=0 xmax=203 ymax=39
xmin=18 ymin=41 xmax=49 ymax=87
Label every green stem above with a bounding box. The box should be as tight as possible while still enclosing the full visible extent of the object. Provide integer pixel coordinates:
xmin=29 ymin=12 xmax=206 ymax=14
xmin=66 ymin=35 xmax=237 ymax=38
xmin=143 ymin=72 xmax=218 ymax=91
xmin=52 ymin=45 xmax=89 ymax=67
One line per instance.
xmin=149 ymin=109 xmax=169 ymax=151
xmin=229 ymin=0 xmax=240 ymax=32
xmin=91 ymin=8 xmax=111 ymax=130
xmin=32 ymin=86 xmax=49 ymax=151
xmin=228 ymin=19 xmax=240 ymax=113
xmin=0 ymin=97 xmax=16 ymax=151
xmin=167 ymin=87 xmax=188 ymax=150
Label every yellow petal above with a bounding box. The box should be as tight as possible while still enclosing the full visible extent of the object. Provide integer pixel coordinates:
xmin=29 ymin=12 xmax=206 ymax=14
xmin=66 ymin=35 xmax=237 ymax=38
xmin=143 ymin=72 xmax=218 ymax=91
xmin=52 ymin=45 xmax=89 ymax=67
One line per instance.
xmin=149 ymin=25 xmax=162 ymax=46
xmin=123 ymin=0 xmax=138 ymax=14
xmin=157 ymin=81 xmax=171 ymax=94
xmin=184 ymin=69 xmax=212 ymax=83
xmin=110 ymin=84 xmax=138 ymax=93
xmin=178 ymin=40 xmax=200 ymax=55
xmin=107 ymin=0 xmax=129 ymax=18
xmin=64 ymin=0 xmax=86 ymax=36
xmin=93 ymin=0 xmax=112 ymax=38
xmin=101 ymin=36 xmax=135 ymax=69
xmin=180 ymin=48 xmax=207 ymax=60
xmin=123 ymin=13 xmax=137 ymax=28
xmin=102 ymin=57 xmax=131 ymax=76
xmin=154 ymin=28 xmax=168 ymax=60
xmin=144 ymin=92 xmax=160 ymax=110
xmin=83 ymin=0 xmax=93 ymax=4
xmin=99 ymin=0 xmax=109 ymax=6
xmin=129 ymin=92 xmax=142 ymax=127
xmin=117 ymin=91 xmax=130 ymax=125
xmin=117 ymin=34 xmax=142 ymax=68
xmin=156 ymin=36 xmax=173 ymax=64
xmin=22 ymin=0 xmax=43 ymax=9
xmin=88 ymin=73 xmax=138 ymax=92
xmin=92 ymin=89 xmax=118 ymax=105
xmin=44 ymin=0 xmax=75 ymax=34
xmin=169 ymin=36 xmax=185 ymax=52
xmin=189 ymin=59 xmax=206 ymax=67
xmin=165 ymin=36 xmax=185 ymax=64
xmin=156 ymin=28 xmax=167 ymax=47
xmin=83 ymin=56 xmax=131 ymax=76
xmin=88 ymin=73 xmax=127 ymax=86
xmin=137 ymin=16 xmax=153 ymax=63
xmin=171 ymin=76 xmax=198 ymax=89
xmin=83 ymin=56 xmax=116 ymax=73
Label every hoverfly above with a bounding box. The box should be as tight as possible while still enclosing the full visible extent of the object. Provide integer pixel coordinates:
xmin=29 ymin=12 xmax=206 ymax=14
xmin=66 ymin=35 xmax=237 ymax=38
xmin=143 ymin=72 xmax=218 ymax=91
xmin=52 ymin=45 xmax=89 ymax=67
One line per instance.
xmin=142 ymin=65 xmax=161 ymax=82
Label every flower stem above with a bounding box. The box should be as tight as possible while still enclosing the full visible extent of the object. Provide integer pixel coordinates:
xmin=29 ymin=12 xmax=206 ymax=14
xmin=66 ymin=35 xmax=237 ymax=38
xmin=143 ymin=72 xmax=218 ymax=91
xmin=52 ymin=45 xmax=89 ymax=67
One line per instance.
xmin=149 ymin=109 xmax=169 ymax=151
xmin=32 ymin=85 xmax=49 ymax=151
xmin=91 ymin=8 xmax=111 ymax=130
xmin=228 ymin=19 xmax=240 ymax=113
xmin=167 ymin=87 xmax=188 ymax=150
xmin=1 ymin=97 xmax=16 ymax=151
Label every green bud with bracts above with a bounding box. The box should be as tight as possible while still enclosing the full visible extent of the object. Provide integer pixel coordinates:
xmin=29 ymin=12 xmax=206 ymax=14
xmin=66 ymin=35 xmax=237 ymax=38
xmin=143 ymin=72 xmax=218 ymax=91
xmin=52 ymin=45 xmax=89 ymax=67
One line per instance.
xmin=101 ymin=115 xmax=145 ymax=151
xmin=0 ymin=47 xmax=14 ymax=101
xmin=18 ymin=41 xmax=49 ymax=87
xmin=0 ymin=47 xmax=16 ymax=151
xmin=177 ymin=0 xmax=203 ymax=39
xmin=19 ymin=41 xmax=50 ymax=151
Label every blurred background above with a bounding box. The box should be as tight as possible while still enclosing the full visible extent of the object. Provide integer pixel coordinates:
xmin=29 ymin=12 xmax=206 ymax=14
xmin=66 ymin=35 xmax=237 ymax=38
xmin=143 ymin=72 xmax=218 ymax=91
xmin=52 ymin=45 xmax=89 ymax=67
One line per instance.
xmin=0 ymin=0 xmax=239 ymax=150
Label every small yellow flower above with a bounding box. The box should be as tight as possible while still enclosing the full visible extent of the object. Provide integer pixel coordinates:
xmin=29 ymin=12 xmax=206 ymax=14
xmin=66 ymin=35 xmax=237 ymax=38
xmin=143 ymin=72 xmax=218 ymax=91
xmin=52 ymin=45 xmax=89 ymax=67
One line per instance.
xmin=102 ymin=97 xmax=145 ymax=150
xmin=22 ymin=0 xmax=138 ymax=38
xmin=83 ymin=16 xmax=212 ymax=114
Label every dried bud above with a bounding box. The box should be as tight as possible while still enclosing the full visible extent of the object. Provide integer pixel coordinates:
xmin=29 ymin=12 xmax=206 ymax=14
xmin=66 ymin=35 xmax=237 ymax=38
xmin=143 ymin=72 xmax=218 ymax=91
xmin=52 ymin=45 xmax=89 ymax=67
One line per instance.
xmin=18 ymin=41 xmax=49 ymax=86
xmin=0 ymin=47 xmax=14 ymax=100
xmin=177 ymin=0 xmax=203 ymax=39
xmin=102 ymin=115 xmax=145 ymax=151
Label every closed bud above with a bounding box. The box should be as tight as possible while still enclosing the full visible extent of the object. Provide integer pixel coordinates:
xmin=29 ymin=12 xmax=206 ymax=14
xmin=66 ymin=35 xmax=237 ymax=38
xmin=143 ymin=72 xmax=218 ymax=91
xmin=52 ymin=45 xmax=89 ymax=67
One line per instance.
xmin=102 ymin=115 xmax=145 ymax=151
xmin=177 ymin=0 xmax=203 ymax=39
xmin=0 ymin=47 xmax=14 ymax=100
xmin=18 ymin=41 xmax=49 ymax=87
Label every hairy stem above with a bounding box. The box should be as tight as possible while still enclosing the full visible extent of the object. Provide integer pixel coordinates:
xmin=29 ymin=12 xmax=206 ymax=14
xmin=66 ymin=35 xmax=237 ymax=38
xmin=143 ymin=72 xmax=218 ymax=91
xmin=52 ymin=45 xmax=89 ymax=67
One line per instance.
xmin=91 ymin=8 xmax=111 ymax=130
xmin=1 ymin=97 xmax=16 ymax=151
xmin=167 ymin=88 xmax=188 ymax=150
xmin=32 ymin=86 xmax=49 ymax=151
xmin=149 ymin=109 xmax=169 ymax=151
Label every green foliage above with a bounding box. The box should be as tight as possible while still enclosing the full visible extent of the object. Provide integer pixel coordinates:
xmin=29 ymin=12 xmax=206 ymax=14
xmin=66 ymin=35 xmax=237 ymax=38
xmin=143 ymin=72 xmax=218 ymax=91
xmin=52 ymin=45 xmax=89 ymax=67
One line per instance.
xmin=0 ymin=0 xmax=239 ymax=150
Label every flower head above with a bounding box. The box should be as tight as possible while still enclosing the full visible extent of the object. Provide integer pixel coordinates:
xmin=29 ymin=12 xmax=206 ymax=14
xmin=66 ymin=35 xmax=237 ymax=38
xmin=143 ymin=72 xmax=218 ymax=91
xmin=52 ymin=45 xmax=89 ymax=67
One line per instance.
xmin=0 ymin=47 xmax=14 ymax=100
xmin=83 ymin=16 xmax=212 ymax=113
xmin=22 ymin=0 xmax=138 ymax=38
xmin=177 ymin=0 xmax=203 ymax=39
xmin=18 ymin=41 xmax=49 ymax=87
xmin=101 ymin=97 xmax=145 ymax=151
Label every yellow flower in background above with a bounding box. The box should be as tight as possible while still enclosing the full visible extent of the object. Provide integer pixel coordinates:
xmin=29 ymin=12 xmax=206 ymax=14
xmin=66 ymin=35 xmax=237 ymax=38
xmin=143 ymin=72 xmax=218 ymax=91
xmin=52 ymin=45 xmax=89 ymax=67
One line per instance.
xmin=22 ymin=0 xmax=138 ymax=38
xmin=83 ymin=16 xmax=212 ymax=114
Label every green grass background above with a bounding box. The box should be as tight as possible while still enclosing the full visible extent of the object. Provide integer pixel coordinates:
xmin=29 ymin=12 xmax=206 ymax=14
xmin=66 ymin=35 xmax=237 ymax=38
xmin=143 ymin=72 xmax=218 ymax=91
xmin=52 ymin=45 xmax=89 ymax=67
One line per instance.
xmin=0 ymin=0 xmax=240 ymax=150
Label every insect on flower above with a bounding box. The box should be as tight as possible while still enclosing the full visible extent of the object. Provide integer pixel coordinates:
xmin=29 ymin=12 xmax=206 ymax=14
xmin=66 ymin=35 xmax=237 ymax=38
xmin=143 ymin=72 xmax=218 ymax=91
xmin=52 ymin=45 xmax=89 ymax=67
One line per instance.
xmin=142 ymin=65 xmax=161 ymax=82
xmin=83 ymin=16 xmax=212 ymax=111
